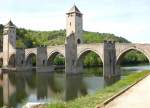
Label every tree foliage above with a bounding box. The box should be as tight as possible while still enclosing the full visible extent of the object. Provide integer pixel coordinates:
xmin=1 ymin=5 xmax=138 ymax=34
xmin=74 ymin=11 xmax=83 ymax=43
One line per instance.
xmin=15 ymin=29 xmax=129 ymax=48
xmin=83 ymin=31 xmax=129 ymax=43
xmin=120 ymin=50 xmax=149 ymax=65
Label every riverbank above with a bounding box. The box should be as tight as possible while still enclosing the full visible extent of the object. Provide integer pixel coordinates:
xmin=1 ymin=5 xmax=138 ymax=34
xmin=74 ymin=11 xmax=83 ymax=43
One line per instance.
xmin=34 ymin=70 xmax=150 ymax=108
xmin=104 ymin=73 xmax=150 ymax=108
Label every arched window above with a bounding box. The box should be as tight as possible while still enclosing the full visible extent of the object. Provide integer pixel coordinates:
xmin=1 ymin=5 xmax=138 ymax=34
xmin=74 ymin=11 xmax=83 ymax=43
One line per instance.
xmin=77 ymin=39 xmax=81 ymax=44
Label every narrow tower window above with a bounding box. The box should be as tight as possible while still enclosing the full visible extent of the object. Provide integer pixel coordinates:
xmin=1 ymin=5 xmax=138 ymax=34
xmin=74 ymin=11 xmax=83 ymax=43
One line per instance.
xmin=70 ymin=22 xmax=71 ymax=26
xmin=77 ymin=39 xmax=81 ymax=44
xmin=43 ymin=60 xmax=45 ymax=65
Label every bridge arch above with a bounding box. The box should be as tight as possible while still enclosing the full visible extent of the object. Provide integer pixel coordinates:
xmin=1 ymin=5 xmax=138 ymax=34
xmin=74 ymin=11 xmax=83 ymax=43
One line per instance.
xmin=77 ymin=49 xmax=103 ymax=74
xmin=25 ymin=53 xmax=36 ymax=67
xmin=78 ymin=48 xmax=103 ymax=63
xmin=47 ymin=51 xmax=65 ymax=66
xmin=8 ymin=54 xmax=16 ymax=67
xmin=116 ymin=47 xmax=150 ymax=65
xmin=25 ymin=51 xmax=37 ymax=59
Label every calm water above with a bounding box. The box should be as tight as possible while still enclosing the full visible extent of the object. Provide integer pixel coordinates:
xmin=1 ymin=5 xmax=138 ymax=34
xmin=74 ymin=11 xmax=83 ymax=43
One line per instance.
xmin=0 ymin=65 xmax=150 ymax=107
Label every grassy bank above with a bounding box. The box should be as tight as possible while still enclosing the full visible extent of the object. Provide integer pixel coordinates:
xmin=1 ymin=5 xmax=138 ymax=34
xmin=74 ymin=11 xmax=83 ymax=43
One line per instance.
xmin=42 ymin=71 xmax=150 ymax=108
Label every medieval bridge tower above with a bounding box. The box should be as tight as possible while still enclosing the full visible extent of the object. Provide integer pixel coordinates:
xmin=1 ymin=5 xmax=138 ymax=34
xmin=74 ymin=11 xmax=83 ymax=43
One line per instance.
xmin=65 ymin=5 xmax=84 ymax=74
xmin=66 ymin=5 xmax=83 ymax=44
xmin=3 ymin=21 xmax=16 ymax=67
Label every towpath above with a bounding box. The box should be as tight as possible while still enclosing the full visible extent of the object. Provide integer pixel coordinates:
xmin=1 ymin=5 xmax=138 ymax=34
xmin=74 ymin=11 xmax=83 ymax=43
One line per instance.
xmin=104 ymin=75 xmax=150 ymax=108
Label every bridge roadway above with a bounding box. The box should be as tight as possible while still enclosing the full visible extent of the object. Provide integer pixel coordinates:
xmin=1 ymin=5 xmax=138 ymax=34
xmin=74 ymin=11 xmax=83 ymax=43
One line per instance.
xmin=104 ymin=75 xmax=150 ymax=108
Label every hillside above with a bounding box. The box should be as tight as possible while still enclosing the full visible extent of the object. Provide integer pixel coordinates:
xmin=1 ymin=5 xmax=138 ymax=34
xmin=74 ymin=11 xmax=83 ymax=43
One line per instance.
xmin=0 ymin=25 xmax=129 ymax=48
xmin=16 ymin=29 xmax=130 ymax=48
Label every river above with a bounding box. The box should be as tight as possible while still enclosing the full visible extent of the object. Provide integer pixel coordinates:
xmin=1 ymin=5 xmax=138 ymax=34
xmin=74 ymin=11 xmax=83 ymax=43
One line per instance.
xmin=0 ymin=65 xmax=150 ymax=107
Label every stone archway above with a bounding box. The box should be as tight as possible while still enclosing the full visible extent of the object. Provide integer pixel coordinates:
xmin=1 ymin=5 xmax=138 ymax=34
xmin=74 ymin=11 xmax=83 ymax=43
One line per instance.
xmin=77 ymin=49 xmax=103 ymax=75
xmin=47 ymin=51 xmax=65 ymax=71
xmin=26 ymin=53 xmax=36 ymax=67
xmin=116 ymin=48 xmax=150 ymax=64
xmin=116 ymin=48 xmax=150 ymax=76
xmin=8 ymin=54 xmax=16 ymax=67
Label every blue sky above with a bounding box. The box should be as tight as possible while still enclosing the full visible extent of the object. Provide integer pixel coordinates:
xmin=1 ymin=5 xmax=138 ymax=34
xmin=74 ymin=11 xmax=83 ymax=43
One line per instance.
xmin=0 ymin=0 xmax=150 ymax=43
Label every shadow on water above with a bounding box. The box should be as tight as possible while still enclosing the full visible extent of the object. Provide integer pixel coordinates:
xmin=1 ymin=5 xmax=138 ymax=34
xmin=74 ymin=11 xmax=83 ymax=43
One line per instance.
xmin=0 ymin=65 xmax=148 ymax=107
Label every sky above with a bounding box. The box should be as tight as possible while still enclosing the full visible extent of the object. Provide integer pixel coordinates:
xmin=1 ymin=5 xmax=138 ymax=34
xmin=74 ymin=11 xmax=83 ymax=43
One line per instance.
xmin=0 ymin=0 xmax=150 ymax=43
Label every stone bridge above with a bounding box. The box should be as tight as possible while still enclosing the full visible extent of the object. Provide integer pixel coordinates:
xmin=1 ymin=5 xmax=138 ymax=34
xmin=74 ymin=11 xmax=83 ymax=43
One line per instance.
xmin=1 ymin=5 xmax=150 ymax=79
xmin=23 ymin=43 xmax=150 ymax=66
xmin=23 ymin=43 xmax=104 ymax=65
xmin=1 ymin=42 xmax=150 ymax=78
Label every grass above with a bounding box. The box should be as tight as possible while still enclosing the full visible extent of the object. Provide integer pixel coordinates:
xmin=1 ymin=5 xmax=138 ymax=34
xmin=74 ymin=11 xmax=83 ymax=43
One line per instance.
xmin=44 ymin=71 xmax=150 ymax=108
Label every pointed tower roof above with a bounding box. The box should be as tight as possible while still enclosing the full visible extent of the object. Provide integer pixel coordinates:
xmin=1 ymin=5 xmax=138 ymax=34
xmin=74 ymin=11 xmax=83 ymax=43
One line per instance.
xmin=5 ymin=20 xmax=16 ymax=28
xmin=67 ymin=5 xmax=82 ymax=14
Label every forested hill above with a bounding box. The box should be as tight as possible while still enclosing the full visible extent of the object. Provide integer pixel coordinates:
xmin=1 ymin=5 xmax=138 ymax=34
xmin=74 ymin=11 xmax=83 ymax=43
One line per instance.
xmin=0 ymin=24 xmax=130 ymax=48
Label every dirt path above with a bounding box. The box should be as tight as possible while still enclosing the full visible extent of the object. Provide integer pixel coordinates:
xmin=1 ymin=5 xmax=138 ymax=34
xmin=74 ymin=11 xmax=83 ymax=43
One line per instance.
xmin=104 ymin=75 xmax=150 ymax=108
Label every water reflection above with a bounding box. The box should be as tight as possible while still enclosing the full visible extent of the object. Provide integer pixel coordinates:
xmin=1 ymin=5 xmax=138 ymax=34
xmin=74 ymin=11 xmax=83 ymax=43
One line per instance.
xmin=64 ymin=75 xmax=87 ymax=101
xmin=0 ymin=65 xmax=148 ymax=107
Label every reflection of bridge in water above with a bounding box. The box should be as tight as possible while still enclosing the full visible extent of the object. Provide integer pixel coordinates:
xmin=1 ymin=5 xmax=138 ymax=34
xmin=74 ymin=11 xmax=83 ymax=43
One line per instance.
xmin=0 ymin=5 xmax=150 ymax=79
xmin=1 ymin=72 xmax=98 ymax=107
